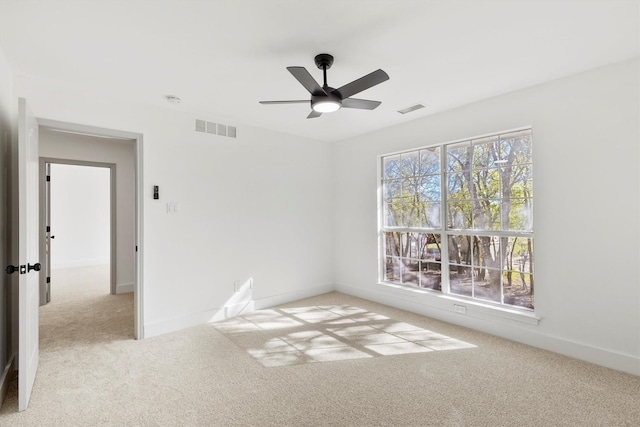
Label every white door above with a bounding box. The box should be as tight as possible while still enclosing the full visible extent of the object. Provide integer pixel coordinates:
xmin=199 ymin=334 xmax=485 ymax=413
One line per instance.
xmin=17 ymin=97 xmax=40 ymax=411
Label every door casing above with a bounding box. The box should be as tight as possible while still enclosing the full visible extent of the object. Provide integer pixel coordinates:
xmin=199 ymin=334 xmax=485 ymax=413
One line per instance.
xmin=36 ymin=119 xmax=144 ymax=340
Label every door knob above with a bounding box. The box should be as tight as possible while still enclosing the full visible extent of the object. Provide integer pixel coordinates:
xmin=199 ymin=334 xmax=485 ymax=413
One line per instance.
xmin=28 ymin=263 xmax=41 ymax=272
xmin=5 ymin=265 xmax=19 ymax=274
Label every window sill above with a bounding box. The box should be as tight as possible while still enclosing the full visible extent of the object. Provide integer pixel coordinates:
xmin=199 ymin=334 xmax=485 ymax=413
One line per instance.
xmin=376 ymin=282 xmax=541 ymax=326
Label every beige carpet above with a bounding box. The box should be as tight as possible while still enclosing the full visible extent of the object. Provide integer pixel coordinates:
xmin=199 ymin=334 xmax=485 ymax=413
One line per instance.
xmin=1 ymin=267 xmax=639 ymax=426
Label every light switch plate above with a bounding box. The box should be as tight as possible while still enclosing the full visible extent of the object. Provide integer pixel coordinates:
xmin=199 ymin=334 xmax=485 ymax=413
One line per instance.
xmin=167 ymin=202 xmax=180 ymax=214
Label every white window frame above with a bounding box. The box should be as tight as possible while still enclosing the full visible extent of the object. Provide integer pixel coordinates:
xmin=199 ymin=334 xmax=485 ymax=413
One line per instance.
xmin=378 ymin=127 xmax=535 ymax=316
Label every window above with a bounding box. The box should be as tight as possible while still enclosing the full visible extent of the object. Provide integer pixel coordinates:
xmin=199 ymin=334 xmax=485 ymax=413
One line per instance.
xmin=380 ymin=129 xmax=534 ymax=310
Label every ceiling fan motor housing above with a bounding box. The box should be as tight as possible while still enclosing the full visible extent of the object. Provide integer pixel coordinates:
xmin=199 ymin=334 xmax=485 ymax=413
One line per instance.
xmin=314 ymin=53 xmax=334 ymax=70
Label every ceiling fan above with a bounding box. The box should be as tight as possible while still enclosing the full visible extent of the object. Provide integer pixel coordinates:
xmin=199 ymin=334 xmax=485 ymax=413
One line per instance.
xmin=259 ymin=53 xmax=389 ymax=119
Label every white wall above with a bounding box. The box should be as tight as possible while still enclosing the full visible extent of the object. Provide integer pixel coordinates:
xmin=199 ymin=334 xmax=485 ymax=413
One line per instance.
xmin=39 ymin=129 xmax=135 ymax=291
xmin=49 ymin=164 xmax=110 ymax=269
xmin=333 ymin=59 xmax=640 ymax=375
xmin=16 ymin=75 xmax=334 ymax=337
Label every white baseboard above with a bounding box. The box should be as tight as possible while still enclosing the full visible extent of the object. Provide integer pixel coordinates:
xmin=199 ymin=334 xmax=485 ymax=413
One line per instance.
xmin=116 ymin=283 xmax=133 ymax=294
xmin=143 ymin=283 xmax=333 ymax=339
xmin=253 ymin=283 xmax=334 ymax=310
xmin=0 ymin=354 xmax=16 ymax=406
xmin=335 ymin=282 xmax=640 ymax=376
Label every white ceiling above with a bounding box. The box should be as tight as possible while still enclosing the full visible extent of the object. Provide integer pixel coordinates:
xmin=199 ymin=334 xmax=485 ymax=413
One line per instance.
xmin=0 ymin=0 xmax=638 ymax=142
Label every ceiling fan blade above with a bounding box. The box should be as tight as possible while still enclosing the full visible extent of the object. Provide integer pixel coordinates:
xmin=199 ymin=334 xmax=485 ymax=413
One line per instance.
xmin=342 ymin=98 xmax=382 ymax=110
xmin=307 ymin=110 xmax=322 ymax=119
xmin=287 ymin=67 xmax=327 ymax=96
xmin=336 ymin=69 xmax=389 ymax=99
xmin=259 ymin=100 xmax=309 ymax=105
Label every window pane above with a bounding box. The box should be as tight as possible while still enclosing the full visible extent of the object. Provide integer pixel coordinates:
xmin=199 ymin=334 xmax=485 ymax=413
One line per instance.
xmin=419 ymin=175 xmax=441 ymax=202
xmin=419 ymin=262 xmax=441 ymax=290
xmin=472 ymin=168 xmax=500 ymax=199
xmin=402 ymin=232 xmax=422 ymax=259
xmin=503 ymin=272 xmax=534 ymax=309
xmin=472 ymin=236 xmax=501 ymax=269
xmin=383 ymin=155 xmax=401 ymax=180
xmin=419 ymin=147 xmax=440 ymax=175
xmin=401 ymin=151 xmax=420 ymax=177
xmin=447 ymin=142 xmax=472 ymax=173
xmin=505 ymin=198 xmax=533 ymax=231
xmin=447 ymin=200 xmax=472 ymax=229
xmin=402 ymin=177 xmax=421 ymax=198
xmin=499 ymin=130 xmax=532 ymax=166
xmin=384 ymin=257 xmax=401 ymax=282
xmin=505 ymin=164 xmax=533 ymax=198
xmin=503 ymin=237 xmax=534 ymax=274
xmin=384 ymin=203 xmax=400 ymax=227
xmin=449 ymin=265 xmax=472 ymax=296
xmin=420 ymin=202 xmax=441 ymax=229
xmin=383 ymin=179 xmax=401 ymax=202
xmin=419 ymin=233 xmax=442 ymax=260
xmin=383 ymin=232 xmax=401 ymax=257
xmin=473 ymin=199 xmax=500 ymax=231
xmin=448 ymin=235 xmax=472 ymax=266
xmin=472 ymin=136 xmax=500 ymax=169
xmin=401 ymin=258 xmax=420 ymax=286
xmin=447 ymin=172 xmax=470 ymax=197
xmin=401 ymin=203 xmax=421 ymax=228
xmin=473 ymin=267 xmax=501 ymax=303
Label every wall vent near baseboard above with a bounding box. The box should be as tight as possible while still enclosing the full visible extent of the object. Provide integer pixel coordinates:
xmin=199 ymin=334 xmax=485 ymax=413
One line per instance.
xmin=195 ymin=119 xmax=237 ymax=139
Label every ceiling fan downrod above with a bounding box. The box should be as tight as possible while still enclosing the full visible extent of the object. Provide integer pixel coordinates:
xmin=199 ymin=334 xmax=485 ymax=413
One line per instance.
xmin=315 ymin=53 xmax=334 ymax=88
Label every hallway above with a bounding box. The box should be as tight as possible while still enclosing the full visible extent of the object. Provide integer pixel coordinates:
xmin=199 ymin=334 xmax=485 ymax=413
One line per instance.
xmin=1 ymin=265 xmax=134 ymax=412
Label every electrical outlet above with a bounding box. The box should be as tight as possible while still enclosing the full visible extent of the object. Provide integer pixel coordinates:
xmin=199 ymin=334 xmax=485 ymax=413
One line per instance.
xmin=453 ymin=304 xmax=467 ymax=314
xmin=234 ymin=281 xmax=241 ymax=292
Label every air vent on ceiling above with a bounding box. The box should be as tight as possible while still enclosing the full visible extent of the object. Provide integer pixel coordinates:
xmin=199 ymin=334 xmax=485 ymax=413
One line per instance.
xmin=397 ymin=103 xmax=426 ymax=115
xmin=195 ymin=119 xmax=236 ymax=139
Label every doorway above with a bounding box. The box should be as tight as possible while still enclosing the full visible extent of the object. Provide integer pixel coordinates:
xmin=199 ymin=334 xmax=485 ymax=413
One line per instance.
xmin=40 ymin=161 xmax=115 ymax=304
xmin=37 ymin=120 xmax=144 ymax=340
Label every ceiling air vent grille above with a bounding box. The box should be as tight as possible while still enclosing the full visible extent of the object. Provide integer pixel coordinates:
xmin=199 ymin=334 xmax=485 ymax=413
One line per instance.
xmin=397 ymin=104 xmax=426 ymax=115
xmin=195 ymin=119 xmax=237 ymax=139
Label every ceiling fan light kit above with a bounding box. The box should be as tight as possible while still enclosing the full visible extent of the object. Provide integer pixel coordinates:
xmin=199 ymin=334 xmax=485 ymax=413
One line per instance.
xmin=260 ymin=53 xmax=389 ymax=119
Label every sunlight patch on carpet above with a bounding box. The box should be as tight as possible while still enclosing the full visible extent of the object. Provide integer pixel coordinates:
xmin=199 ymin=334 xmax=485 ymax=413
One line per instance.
xmin=212 ymin=304 xmax=476 ymax=367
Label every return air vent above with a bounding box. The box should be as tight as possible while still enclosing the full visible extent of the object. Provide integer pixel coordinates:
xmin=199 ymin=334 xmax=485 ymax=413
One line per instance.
xmin=397 ymin=103 xmax=426 ymax=115
xmin=195 ymin=119 xmax=237 ymax=139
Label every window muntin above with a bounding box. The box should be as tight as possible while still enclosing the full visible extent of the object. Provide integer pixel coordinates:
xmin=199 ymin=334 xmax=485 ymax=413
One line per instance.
xmin=380 ymin=129 xmax=533 ymax=310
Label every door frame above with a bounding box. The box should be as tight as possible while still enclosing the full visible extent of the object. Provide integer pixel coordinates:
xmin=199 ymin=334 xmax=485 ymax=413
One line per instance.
xmin=39 ymin=159 xmax=117 ymax=300
xmin=36 ymin=119 xmax=144 ymax=340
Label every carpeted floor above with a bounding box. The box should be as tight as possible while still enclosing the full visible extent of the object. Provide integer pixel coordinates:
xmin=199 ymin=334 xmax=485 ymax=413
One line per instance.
xmin=1 ymin=266 xmax=639 ymax=426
